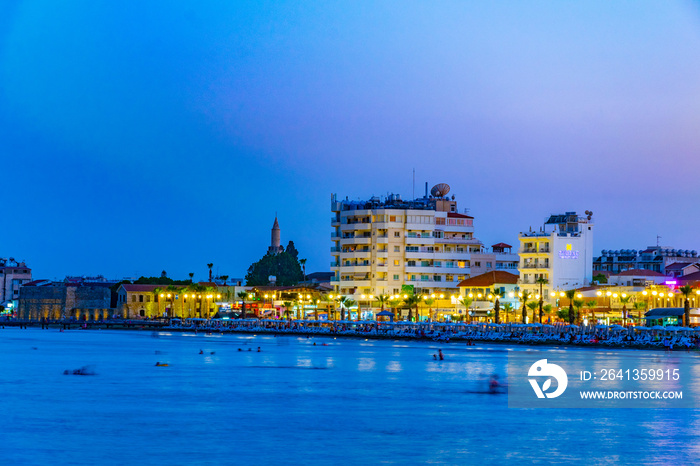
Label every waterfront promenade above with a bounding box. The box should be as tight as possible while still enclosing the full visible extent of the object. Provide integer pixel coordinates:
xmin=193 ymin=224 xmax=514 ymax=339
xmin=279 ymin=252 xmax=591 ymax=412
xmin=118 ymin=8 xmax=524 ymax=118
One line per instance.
xmin=4 ymin=317 xmax=698 ymax=350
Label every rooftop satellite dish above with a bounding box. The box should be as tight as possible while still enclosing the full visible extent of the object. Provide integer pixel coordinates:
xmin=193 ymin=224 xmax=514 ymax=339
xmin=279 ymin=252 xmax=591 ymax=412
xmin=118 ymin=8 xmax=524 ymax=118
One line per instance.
xmin=430 ymin=183 xmax=450 ymax=197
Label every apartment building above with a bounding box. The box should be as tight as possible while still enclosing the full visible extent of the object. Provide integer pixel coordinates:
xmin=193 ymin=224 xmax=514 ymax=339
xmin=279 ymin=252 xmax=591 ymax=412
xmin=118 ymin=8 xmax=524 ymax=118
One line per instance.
xmin=518 ymin=211 xmax=594 ymax=302
xmin=0 ymin=258 xmax=32 ymax=307
xmin=331 ymin=184 xmax=485 ymax=298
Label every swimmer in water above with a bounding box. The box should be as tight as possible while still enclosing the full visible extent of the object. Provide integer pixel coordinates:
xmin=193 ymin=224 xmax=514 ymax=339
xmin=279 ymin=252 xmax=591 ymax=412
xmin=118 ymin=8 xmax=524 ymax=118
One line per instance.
xmin=438 ymin=349 xmax=444 ymax=360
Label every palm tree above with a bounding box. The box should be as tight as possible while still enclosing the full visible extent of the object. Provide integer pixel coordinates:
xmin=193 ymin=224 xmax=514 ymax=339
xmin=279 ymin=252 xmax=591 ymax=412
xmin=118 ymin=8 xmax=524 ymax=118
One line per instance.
xmin=565 ymin=289 xmax=576 ymax=324
xmin=459 ymin=296 xmax=474 ymax=321
xmin=283 ymin=301 xmax=293 ymax=319
xmin=491 ymin=288 xmax=503 ymax=324
xmin=376 ymin=295 xmax=389 ymax=313
xmin=680 ymin=285 xmax=693 ymax=327
xmin=619 ymin=295 xmax=632 ymax=325
xmin=299 ymin=258 xmax=307 ymax=283
xmin=543 ymin=303 xmax=553 ymax=323
xmin=424 ymin=298 xmax=435 ymax=321
xmin=320 ymin=294 xmax=332 ymax=320
xmin=237 ymin=291 xmax=248 ymax=319
xmin=339 ymin=296 xmax=353 ymax=320
xmin=220 ymin=275 xmax=229 ymax=285
xmin=388 ymin=297 xmax=402 ymax=321
xmin=188 ymin=272 xmax=194 ymax=283
xmin=502 ymin=302 xmax=513 ymax=323
xmin=207 ymin=263 xmax=214 ymax=282
xmin=586 ymin=300 xmax=597 ymax=325
xmin=519 ymin=290 xmax=531 ymax=323
xmin=403 ymin=294 xmax=421 ymax=322
xmin=572 ymin=300 xmax=583 ymax=324
xmin=526 ymin=301 xmax=538 ymax=323
xmin=633 ymin=302 xmax=646 ymax=326
xmin=535 ymin=277 xmax=549 ymax=323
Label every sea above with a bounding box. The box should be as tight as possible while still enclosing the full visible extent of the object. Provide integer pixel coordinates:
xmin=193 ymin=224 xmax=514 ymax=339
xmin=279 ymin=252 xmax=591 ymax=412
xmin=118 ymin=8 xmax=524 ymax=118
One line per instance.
xmin=2 ymin=328 xmax=699 ymax=465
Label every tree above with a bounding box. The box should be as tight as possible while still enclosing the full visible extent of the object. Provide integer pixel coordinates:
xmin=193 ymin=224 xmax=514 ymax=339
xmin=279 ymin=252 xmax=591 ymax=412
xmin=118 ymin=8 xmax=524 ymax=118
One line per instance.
xmin=502 ymin=302 xmax=513 ymax=323
xmin=519 ymin=291 xmax=531 ymax=323
xmin=633 ymin=302 xmax=646 ymax=325
xmin=460 ymin=296 xmax=473 ymax=320
xmin=491 ymin=288 xmax=503 ymax=324
xmin=285 ymin=241 xmax=299 ymax=259
xmin=299 ymin=258 xmax=307 ymax=282
xmin=543 ymin=303 xmax=553 ymax=323
xmin=220 ymin=275 xmax=229 ymax=285
xmin=376 ymin=295 xmax=389 ymax=313
xmin=593 ymin=273 xmax=608 ymax=284
xmin=526 ymin=301 xmax=538 ymax=323
xmin=283 ymin=301 xmax=293 ymax=319
xmin=424 ymin=298 xmax=435 ymax=321
xmin=619 ymin=295 xmax=632 ymax=325
xmin=572 ymin=300 xmax=583 ymax=324
xmin=246 ymin=251 xmax=303 ymax=286
xmin=565 ymin=289 xmax=576 ymax=324
xmin=339 ymin=297 xmax=355 ymax=320
xmin=535 ymin=277 xmax=549 ymax=323
xmin=403 ymin=294 xmax=421 ymax=322
xmin=680 ymin=285 xmax=693 ymax=327
xmin=237 ymin=291 xmax=248 ymax=319
xmin=207 ymin=263 xmax=214 ymax=282
xmin=388 ymin=297 xmax=402 ymax=320
xmin=189 ymin=272 xmax=194 ymax=283
xmin=586 ymin=300 xmax=597 ymax=324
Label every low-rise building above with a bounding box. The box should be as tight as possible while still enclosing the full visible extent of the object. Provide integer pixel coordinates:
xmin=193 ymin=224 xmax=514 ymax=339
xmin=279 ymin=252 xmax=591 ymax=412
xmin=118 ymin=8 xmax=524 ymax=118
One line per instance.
xmin=594 ymin=247 xmax=699 ymax=274
xmin=1 ymin=258 xmax=32 ymax=308
xmin=18 ymin=280 xmax=112 ymax=320
xmin=518 ymin=211 xmax=594 ymax=303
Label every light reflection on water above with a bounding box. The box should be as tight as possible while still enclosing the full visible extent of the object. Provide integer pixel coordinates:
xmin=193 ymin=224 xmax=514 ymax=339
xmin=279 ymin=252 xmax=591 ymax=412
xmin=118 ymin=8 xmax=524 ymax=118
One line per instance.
xmin=2 ymin=329 xmax=700 ymax=465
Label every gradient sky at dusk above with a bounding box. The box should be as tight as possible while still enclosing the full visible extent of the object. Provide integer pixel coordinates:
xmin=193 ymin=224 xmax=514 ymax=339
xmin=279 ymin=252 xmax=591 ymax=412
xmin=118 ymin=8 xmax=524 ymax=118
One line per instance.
xmin=2 ymin=1 xmax=700 ymax=281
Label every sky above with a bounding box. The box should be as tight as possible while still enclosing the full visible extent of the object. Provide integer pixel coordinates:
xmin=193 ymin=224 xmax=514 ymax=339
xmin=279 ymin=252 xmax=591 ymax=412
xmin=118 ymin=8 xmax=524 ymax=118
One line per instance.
xmin=1 ymin=0 xmax=700 ymax=281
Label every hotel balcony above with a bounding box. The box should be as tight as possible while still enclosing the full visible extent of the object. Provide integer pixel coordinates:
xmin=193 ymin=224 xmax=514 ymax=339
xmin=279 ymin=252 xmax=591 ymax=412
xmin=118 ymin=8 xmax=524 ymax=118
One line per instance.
xmin=340 ymin=236 xmax=372 ymax=245
xmin=340 ymin=251 xmax=371 ymax=260
xmin=340 ymin=265 xmax=371 ymax=274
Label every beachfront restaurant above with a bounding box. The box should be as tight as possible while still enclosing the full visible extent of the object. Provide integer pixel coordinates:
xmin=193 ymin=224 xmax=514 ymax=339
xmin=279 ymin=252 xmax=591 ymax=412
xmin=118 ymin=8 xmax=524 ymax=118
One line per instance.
xmin=644 ymin=308 xmax=700 ymax=327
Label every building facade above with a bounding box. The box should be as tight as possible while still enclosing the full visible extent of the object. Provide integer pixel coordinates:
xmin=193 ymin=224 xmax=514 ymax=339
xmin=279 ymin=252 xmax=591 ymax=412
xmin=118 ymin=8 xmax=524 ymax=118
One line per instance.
xmin=0 ymin=258 xmax=32 ymax=307
xmin=331 ymin=185 xmax=486 ymax=299
xmin=593 ymin=247 xmax=699 ymax=275
xmin=518 ymin=212 xmax=594 ymax=302
xmin=18 ymin=280 xmax=112 ymax=320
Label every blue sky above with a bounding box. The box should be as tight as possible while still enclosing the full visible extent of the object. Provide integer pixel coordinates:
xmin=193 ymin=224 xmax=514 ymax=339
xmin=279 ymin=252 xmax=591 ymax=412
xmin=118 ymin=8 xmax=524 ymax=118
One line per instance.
xmin=2 ymin=1 xmax=700 ymax=280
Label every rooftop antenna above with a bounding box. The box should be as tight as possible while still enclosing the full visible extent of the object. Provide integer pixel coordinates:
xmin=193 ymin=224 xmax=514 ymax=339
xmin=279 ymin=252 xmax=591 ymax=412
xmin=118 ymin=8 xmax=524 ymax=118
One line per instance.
xmin=412 ymin=168 xmax=415 ymax=201
xmin=656 ymin=235 xmax=661 ymax=247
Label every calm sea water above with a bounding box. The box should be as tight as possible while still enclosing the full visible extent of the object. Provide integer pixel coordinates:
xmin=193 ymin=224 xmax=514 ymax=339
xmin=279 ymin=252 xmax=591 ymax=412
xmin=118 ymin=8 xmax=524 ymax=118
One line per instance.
xmin=2 ymin=328 xmax=700 ymax=465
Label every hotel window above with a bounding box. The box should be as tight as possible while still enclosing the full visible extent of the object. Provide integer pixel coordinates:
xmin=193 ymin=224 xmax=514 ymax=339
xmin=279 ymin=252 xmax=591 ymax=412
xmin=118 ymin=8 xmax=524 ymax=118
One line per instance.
xmin=458 ymin=261 xmax=466 ymax=268
xmin=139 ymin=295 xmax=143 ymax=302
xmin=132 ymin=295 xmax=136 ymax=302
xmin=434 ymin=275 xmax=441 ymax=282
xmin=407 ymin=260 xmax=416 ymax=266
xmin=394 ymin=260 xmax=400 ymax=266
xmin=394 ymin=246 xmax=400 ymax=252
xmin=394 ymin=232 xmax=401 ymax=237
xmin=390 ymin=216 xmax=396 ymax=222
xmin=393 ymin=274 xmax=399 ymax=280
xmin=474 ymin=262 xmax=481 ymax=267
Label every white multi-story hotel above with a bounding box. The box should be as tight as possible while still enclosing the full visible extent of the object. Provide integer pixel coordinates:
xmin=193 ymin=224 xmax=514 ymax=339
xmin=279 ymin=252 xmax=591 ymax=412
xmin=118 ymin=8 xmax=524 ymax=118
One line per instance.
xmin=331 ymin=184 xmax=507 ymax=298
xmin=518 ymin=212 xmax=594 ymax=302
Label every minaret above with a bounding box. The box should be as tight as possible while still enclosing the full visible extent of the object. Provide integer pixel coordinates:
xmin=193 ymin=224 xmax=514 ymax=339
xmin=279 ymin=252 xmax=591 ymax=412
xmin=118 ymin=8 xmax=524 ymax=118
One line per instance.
xmin=269 ymin=216 xmax=281 ymax=254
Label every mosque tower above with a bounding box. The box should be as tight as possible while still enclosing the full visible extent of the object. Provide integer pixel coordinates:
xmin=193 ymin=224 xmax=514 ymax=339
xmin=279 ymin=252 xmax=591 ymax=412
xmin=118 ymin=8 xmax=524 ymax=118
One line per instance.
xmin=268 ymin=216 xmax=283 ymax=254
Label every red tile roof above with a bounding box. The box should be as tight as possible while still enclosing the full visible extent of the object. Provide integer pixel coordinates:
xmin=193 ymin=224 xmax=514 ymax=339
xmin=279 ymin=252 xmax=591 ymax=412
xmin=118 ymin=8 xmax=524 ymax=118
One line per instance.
xmin=665 ymin=262 xmax=693 ymax=271
xmin=491 ymin=243 xmax=512 ymax=249
xmin=447 ymin=212 xmax=474 ymax=219
xmin=457 ymin=271 xmax=519 ymax=287
xmin=679 ymin=271 xmax=700 ymax=284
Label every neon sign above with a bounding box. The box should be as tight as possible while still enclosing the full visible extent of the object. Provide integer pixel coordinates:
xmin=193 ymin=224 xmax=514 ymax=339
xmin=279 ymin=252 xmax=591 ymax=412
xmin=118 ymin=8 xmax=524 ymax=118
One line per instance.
xmin=558 ymin=250 xmax=579 ymax=259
